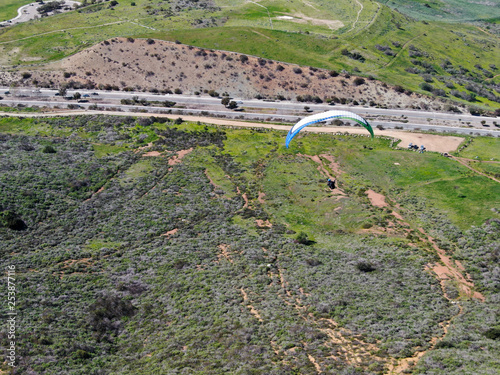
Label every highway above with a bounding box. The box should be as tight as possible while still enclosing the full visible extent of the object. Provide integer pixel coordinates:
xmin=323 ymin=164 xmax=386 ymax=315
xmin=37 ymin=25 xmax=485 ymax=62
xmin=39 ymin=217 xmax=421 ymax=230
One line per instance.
xmin=1 ymin=87 xmax=499 ymax=137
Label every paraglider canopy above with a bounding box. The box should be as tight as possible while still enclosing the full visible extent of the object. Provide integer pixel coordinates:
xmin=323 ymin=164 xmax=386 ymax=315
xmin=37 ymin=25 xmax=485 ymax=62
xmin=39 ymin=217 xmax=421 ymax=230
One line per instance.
xmin=286 ymin=110 xmax=374 ymax=148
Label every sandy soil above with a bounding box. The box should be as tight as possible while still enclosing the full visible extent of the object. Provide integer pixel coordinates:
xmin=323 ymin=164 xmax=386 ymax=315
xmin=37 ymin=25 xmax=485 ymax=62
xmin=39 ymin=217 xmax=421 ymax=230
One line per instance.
xmin=365 ymin=189 xmax=388 ymax=207
xmin=161 ymin=228 xmax=178 ymax=237
xmin=168 ymin=148 xmax=193 ymax=165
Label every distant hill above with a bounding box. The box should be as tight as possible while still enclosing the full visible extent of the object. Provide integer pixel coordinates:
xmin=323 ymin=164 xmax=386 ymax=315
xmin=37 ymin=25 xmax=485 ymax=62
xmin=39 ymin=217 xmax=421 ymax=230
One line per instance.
xmin=0 ymin=0 xmax=498 ymax=109
xmin=4 ymin=37 xmax=454 ymax=111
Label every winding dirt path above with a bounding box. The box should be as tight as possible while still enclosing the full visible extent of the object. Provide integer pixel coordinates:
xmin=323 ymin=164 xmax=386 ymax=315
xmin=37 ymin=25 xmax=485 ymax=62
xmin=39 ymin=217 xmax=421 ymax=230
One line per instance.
xmin=452 ymin=156 xmax=500 ymax=183
xmin=349 ymin=0 xmax=364 ymax=32
xmin=360 ymin=190 xmax=485 ymax=374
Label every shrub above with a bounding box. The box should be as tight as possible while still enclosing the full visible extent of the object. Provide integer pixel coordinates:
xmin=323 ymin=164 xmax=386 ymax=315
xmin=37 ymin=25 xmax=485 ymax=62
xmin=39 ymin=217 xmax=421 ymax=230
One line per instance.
xmin=0 ymin=210 xmax=27 ymax=231
xmin=42 ymin=145 xmax=57 ymax=153
xmin=353 ymin=77 xmax=365 ymax=86
xmin=356 ymin=261 xmax=376 ymax=272
xmin=419 ymin=82 xmax=433 ymax=91
xmin=484 ymin=327 xmax=500 ymax=340
xmin=88 ymin=294 xmax=135 ymax=334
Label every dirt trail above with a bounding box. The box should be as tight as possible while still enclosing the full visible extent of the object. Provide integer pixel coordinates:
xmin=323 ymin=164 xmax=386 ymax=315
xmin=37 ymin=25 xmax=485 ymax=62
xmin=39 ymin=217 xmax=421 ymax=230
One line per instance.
xmin=418 ymin=228 xmax=485 ymax=301
xmin=204 ymin=170 xmax=220 ymax=189
xmin=236 ymin=187 xmax=249 ymax=208
xmin=389 ymin=304 xmax=463 ymax=374
xmin=299 ymin=153 xmax=347 ymax=196
xmin=267 ymin=261 xmax=388 ymax=370
xmin=217 ymin=244 xmax=233 ymax=264
xmin=452 ymin=156 xmax=500 ymax=183
xmin=361 ymin=190 xmax=485 ymax=373
xmin=240 ymin=288 xmax=264 ymax=322
xmin=349 ymin=0 xmax=364 ymax=32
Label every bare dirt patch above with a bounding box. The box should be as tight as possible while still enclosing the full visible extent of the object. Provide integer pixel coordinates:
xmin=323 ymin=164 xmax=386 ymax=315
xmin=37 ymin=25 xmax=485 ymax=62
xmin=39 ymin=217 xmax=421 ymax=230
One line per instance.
xmin=217 ymin=244 xmax=233 ymax=263
xmin=258 ymin=191 xmax=266 ymax=204
xmin=365 ymin=189 xmax=388 ymax=207
xmin=390 ymin=131 xmax=464 ymax=153
xmin=143 ymin=150 xmax=162 ymax=157
xmin=168 ymin=148 xmax=193 ymax=166
xmin=256 ymin=219 xmax=272 ymax=227
xmin=161 ymin=228 xmax=178 ymax=237
xmin=9 ymin=37 xmax=452 ymax=111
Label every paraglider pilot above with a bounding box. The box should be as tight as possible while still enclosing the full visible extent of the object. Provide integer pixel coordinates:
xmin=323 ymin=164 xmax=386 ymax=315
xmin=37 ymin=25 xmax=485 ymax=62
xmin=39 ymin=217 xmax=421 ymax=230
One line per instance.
xmin=327 ymin=178 xmax=336 ymax=189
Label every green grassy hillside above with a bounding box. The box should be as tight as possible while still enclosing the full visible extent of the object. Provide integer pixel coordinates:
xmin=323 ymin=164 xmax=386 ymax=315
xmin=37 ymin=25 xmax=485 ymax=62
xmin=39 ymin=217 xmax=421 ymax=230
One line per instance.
xmin=0 ymin=0 xmax=498 ymax=108
xmin=380 ymin=0 xmax=500 ymax=22
xmin=1 ymin=114 xmax=499 ymax=374
xmin=0 ymin=0 xmax=32 ymax=22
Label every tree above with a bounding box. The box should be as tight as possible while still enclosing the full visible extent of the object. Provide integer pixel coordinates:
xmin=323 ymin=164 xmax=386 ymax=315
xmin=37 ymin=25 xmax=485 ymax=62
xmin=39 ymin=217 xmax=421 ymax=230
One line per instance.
xmin=58 ymin=86 xmax=67 ymax=97
xmin=353 ymin=77 xmax=365 ymax=86
xmin=73 ymin=92 xmax=81 ymax=100
xmin=227 ymin=101 xmax=238 ymax=109
xmin=295 ymin=232 xmax=314 ymax=245
xmin=221 ymin=97 xmax=230 ymax=107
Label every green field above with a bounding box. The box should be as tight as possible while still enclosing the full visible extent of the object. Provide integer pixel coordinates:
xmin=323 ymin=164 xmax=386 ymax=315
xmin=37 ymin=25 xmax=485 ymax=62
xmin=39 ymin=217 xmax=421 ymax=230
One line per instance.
xmin=380 ymin=0 xmax=500 ymax=22
xmin=0 ymin=0 xmax=32 ymax=22
xmin=458 ymin=137 xmax=500 ymax=160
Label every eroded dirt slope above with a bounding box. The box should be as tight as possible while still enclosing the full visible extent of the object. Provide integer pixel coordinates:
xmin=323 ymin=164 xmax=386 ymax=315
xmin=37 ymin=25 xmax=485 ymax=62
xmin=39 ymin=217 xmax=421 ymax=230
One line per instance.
xmin=6 ymin=37 xmax=451 ymax=110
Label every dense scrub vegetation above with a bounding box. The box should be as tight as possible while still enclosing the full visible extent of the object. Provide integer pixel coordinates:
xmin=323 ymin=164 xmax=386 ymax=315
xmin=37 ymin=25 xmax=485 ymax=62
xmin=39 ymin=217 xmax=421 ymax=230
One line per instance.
xmin=0 ymin=115 xmax=499 ymax=374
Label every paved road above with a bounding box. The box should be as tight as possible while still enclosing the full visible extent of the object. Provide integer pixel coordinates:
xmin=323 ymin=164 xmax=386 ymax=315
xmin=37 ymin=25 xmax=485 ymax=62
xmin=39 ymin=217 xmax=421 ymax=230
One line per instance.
xmin=14 ymin=87 xmax=496 ymax=125
xmin=0 ymin=1 xmax=80 ymax=26
xmin=2 ymin=96 xmax=498 ymax=137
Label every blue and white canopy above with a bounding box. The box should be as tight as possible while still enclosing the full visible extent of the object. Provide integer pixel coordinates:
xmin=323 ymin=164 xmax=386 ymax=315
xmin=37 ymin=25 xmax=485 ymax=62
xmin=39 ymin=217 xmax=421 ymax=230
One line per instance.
xmin=285 ymin=110 xmax=374 ymax=148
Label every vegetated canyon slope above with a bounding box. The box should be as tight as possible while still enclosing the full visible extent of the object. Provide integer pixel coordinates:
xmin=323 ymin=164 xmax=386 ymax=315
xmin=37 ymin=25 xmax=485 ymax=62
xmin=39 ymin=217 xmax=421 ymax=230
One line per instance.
xmin=8 ymin=37 xmax=456 ymax=111
xmin=1 ymin=115 xmax=499 ymax=374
